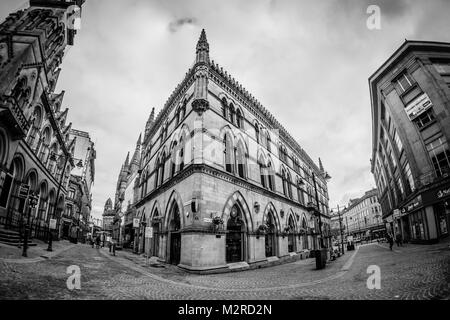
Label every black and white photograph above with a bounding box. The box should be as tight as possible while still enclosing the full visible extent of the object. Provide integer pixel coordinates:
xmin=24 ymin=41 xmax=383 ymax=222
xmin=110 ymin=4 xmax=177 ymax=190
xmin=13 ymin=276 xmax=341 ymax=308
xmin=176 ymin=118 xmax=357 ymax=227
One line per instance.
xmin=0 ymin=0 xmax=449 ymax=310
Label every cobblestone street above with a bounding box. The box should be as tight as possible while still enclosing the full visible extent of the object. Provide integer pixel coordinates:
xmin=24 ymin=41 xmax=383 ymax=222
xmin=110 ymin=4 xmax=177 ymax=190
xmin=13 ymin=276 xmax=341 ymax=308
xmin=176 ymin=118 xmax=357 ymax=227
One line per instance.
xmin=1 ymin=239 xmax=449 ymax=300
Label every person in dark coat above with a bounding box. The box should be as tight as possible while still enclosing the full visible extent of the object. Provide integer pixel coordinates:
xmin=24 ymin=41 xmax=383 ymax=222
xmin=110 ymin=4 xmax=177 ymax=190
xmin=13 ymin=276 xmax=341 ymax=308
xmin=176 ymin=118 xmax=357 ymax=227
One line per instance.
xmin=387 ymin=233 xmax=394 ymax=251
xmin=395 ymin=232 xmax=403 ymax=247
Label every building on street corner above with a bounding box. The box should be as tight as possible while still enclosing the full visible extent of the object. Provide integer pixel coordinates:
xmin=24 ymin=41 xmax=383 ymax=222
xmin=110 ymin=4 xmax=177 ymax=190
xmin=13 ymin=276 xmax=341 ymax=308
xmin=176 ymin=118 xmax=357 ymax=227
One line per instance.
xmin=0 ymin=0 xmax=87 ymax=241
xmin=370 ymin=40 xmax=450 ymax=244
xmin=113 ymin=30 xmax=333 ymax=272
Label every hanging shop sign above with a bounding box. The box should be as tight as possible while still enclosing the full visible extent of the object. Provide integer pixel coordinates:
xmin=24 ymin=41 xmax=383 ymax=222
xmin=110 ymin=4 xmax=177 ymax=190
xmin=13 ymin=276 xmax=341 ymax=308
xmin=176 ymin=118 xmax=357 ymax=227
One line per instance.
xmin=145 ymin=226 xmax=153 ymax=238
xmin=49 ymin=219 xmax=57 ymax=230
xmin=18 ymin=184 xmax=30 ymax=199
xmin=405 ymin=93 xmax=433 ymax=121
xmin=437 ymin=187 xmax=450 ymax=199
xmin=133 ymin=218 xmax=140 ymax=228
xmin=400 ymin=195 xmax=422 ymax=215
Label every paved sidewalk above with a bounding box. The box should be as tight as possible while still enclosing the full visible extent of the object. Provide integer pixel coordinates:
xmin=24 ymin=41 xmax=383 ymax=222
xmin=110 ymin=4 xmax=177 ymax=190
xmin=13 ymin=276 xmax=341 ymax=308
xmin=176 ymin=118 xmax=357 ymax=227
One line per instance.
xmin=98 ymin=246 xmax=359 ymax=290
xmin=0 ymin=239 xmax=78 ymax=263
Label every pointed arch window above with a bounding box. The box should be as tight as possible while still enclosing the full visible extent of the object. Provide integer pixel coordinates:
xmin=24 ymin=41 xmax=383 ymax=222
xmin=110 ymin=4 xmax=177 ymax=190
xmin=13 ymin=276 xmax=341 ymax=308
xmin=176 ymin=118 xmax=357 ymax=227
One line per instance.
xmin=236 ymin=108 xmax=243 ymax=129
xmin=175 ymin=108 xmax=180 ymax=126
xmin=224 ymin=133 xmax=234 ymax=173
xmin=267 ymin=161 xmax=275 ymax=191
xmin=180 ymin=100 xmax=186 ymax=119
xmin=297 ymin=177 xmax=305 ymax=205
xmin=266 ymin=132 xmax=271 ymax=153
xmin=282 ymin=168 xmax=287 ymax=196
xmin=259 ymin=159 xmax=266 ymax=188
xmin=229 ymin=104 xmax=235 ymax=124
xmin=159 ymin=152 xmax=166 ymax=185
xmin=179 ymin=136 xmax=185 ymax=172
xmin=170 ymin=142 xmax=177 ymax=178
xmin=221 ymin=98 xmax=228 ymax=119
xmin=236 ymin=142 xmax=246 ymax=179
xmin=255 ymin=123 xmax=260 ymax=144
xmin=154 ymin=159 xmax=160 ymax=188
xmin=286 ymin=171 xmax=293 ymax=199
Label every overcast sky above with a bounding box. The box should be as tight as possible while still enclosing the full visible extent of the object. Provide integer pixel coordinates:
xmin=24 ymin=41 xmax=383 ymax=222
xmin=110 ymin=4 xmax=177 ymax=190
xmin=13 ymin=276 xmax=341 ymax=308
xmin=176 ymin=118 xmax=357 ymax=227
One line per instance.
xmin=1 ymin=0 xmax=450 ymax=220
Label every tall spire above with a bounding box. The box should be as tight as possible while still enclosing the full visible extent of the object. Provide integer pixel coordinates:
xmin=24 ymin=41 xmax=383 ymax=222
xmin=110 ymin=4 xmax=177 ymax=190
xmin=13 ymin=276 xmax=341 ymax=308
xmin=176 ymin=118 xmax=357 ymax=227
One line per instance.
xmin=136 ymin=133 xmax=142 ymax=147
xmin=195 ymin=28 xmax=209 ymax=64
xmin=192 ymin=29 xmax=210 ymax=115
xmin=144 ymin=107 xmax=155 ymax=142
xmin=124 ymin=152 xmax=130 ymax=168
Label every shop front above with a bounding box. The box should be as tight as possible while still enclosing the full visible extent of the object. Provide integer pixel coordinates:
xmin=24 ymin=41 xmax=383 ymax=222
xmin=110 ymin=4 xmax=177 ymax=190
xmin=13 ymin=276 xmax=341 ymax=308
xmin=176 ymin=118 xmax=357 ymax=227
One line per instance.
xmin=422 ymin=184 xmax=450 ymax=241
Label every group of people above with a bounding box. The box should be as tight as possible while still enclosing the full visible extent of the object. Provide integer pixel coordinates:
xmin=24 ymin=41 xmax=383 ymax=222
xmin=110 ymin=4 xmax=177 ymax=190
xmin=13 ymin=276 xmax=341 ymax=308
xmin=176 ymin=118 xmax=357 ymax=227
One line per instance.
xmin=386 ymin=232 xmax=405 ymax=250
xmin=87 ymin=233 xmax=117 ymax=255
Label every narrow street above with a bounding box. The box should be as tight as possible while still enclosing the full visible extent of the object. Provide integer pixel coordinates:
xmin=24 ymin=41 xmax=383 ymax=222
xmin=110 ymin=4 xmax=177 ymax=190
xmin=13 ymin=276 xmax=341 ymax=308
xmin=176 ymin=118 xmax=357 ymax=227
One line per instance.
xmin=1 ymin=240 xmax=449 ymax=300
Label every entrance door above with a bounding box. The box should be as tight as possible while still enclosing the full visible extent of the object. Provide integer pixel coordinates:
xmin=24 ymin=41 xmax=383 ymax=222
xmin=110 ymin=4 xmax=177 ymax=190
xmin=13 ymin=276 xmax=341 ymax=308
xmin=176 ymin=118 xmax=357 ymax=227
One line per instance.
xmin=152 ymin=223 xmax=160 ymax=257
xmin=170 ymin=231 xmax=181 ymax=265
xmin=168 ymin=202 xmax=181 ymax=265
xmin=265 ymin=211 xmax=276 ymax=257
xmin=226 ymin=204 xmax=245 ymax=263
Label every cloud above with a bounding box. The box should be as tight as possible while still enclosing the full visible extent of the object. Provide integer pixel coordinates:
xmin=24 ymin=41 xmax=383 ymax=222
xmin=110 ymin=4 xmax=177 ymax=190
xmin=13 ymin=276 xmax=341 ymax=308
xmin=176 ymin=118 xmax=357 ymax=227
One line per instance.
xmin=168 ymin=17 xmax=197 ymax=33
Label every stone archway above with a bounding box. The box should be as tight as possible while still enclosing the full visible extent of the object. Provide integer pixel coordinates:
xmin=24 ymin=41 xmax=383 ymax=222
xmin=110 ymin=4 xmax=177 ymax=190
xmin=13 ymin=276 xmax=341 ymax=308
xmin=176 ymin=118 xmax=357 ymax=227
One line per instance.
xmin=167 ymin=200 xmax=181 ymax=265
xmin=225 ymin=203 xmax=247 ymax=263
xmin=262 ymin=202 xmax=281 ymax=258
xmin=287 ymin=213 xmax=296 ymax=253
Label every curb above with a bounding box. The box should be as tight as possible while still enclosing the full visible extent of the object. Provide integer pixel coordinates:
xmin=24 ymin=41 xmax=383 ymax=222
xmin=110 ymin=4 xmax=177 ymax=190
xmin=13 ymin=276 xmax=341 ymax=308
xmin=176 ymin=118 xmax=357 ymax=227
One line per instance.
xmin=99 ymin=246 xmax=360 ymax=292
xmin=0 ymin=244 xmax=77 ymax=264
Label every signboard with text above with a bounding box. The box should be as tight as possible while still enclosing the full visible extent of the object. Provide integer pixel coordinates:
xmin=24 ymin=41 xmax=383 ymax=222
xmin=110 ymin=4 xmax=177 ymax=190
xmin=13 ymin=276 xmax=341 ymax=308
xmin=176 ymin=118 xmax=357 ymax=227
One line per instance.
xmin=133 ymin=218 xmax=140 ymax=228
xmin=405 ymin=93 xmax=433 ymax=120
xmin=49 ymin=219 xmax=57 ymax=230
xmin=145 ymin=227 xmax=153 ymax=238
xmin=18 ymin=184 xmax=30 ymax=199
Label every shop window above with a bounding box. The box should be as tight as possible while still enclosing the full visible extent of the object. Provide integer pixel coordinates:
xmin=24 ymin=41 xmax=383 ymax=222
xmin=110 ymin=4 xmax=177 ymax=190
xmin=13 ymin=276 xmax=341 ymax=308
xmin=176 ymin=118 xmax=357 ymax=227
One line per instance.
xmin=426 ymin=135 xmax=450 ymax=177
xmin=434 ymin=203 xmax=449 ymax=236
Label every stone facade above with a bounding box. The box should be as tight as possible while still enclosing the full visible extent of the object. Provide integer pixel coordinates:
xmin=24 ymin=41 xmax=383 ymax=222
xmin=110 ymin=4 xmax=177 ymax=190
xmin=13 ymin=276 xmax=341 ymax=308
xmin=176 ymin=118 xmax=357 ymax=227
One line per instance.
xmin=124 ymin=30 xmax=331 ymax=272
xmin=0 ymin=0 xmax=86 ymax=240
xmin=341 ymin=188 xmax=385 ymax=240
xmin=370 ymin=40 xmax=450 ymax=244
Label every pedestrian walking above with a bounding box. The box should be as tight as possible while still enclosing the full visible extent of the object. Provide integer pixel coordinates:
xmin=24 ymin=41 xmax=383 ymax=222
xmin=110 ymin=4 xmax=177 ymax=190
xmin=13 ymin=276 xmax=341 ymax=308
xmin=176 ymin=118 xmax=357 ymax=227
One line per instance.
xmin=395 ymin=232 xmax=402 ymax=247
xmin=95 ymin=234 xmax=101 ymax=248
xmin=387 ymin=233 xmax=394 ymax=251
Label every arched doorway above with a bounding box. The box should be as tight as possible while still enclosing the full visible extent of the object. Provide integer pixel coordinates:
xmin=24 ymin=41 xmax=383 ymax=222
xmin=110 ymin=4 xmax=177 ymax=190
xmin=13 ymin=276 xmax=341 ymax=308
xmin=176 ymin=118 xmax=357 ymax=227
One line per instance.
xmin=302 ymin=217 xmax=309 ymax=250
xmin=151 ymin=209 xmax=160 ymax=257
xmin=226 ymin=204 xmax=246 ymax=263
xmin=168 ymin=202 xmax=181 ymax=265
xmin=265 ymin=210 xmax=277 ymax=257
xmin=288 ymin=215 xmax=296 ymax=253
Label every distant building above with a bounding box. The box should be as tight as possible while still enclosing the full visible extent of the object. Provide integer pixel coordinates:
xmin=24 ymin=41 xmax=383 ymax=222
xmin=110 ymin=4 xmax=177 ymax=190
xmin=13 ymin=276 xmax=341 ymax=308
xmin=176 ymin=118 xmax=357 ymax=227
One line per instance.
xmin=370 ymin=40 xmax=450 ymax=244
xmin=341 ymin=189 xmax=385 ymax=240
xmin=102 ymin=198 xmax=114 ymax=234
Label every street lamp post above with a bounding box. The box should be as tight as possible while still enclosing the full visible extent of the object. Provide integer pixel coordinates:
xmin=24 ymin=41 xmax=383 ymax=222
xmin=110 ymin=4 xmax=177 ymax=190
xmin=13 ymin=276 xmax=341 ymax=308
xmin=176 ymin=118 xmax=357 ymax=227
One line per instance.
xmin=337 ymin=205 xmax=345 ymax=255
xmin=22 ymin=192 xmax=38 ymax=257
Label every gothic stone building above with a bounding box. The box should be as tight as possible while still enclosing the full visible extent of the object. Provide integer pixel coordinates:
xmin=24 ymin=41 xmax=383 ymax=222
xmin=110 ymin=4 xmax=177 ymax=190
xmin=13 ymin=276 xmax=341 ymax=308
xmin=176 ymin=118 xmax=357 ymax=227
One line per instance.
xmin=133 ymin=30 xmax=331 ymax=272
xmin=0 ymin=0 xmax=85 ymax=240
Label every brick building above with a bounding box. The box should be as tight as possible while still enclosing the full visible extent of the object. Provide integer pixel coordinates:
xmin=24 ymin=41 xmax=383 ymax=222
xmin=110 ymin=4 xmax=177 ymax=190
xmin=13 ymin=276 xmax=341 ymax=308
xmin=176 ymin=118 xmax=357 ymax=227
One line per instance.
xmin=370 ymin=40 xmax=450 ymax=244
xmin=0 ymin=0 xmax=86 ymax=241
xmin=129 ymin=30 xmax=331 ymax=272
